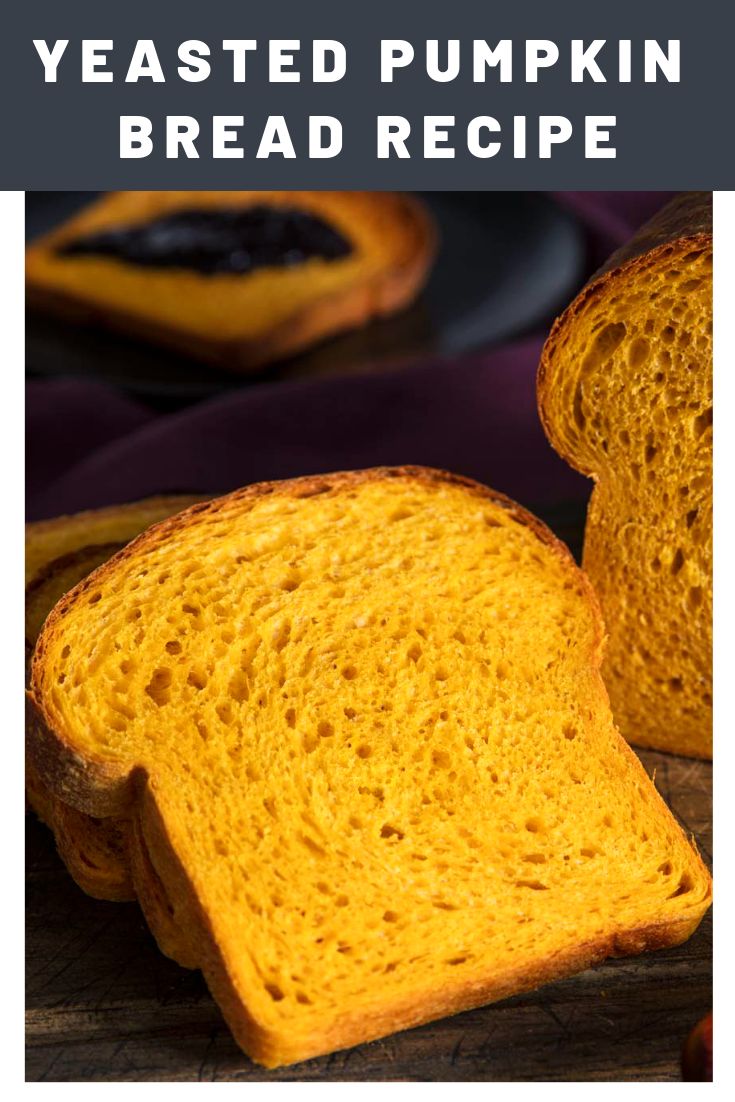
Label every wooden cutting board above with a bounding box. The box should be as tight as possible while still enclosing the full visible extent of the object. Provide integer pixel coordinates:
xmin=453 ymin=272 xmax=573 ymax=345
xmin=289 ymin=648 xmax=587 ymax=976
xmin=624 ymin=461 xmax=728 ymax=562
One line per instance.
xmin=25 ymin=747 xmax=711 ymax=1082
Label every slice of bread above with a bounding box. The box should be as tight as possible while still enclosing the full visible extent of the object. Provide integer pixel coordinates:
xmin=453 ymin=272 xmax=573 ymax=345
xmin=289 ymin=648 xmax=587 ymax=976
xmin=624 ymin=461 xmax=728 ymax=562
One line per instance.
xmin=538 ymin=193 xmax=712 ymax=759
xmin=26 ymin=496 xmax=207 ymax=585
xmin=27 ymin=467 xmax=711 ymax=1068
xmin=26 ymin=544 xmax=126 ymax=662
xmin=26 ymin=192 xmax=436 ymax=372
xmin=26 ymin=496 xmax=204 ymax=909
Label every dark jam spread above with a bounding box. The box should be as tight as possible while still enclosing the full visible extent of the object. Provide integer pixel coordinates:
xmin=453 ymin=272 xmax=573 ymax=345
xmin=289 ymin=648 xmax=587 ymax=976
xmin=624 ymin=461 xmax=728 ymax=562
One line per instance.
xmin=58 ymin=206 xmax=353 ymax=275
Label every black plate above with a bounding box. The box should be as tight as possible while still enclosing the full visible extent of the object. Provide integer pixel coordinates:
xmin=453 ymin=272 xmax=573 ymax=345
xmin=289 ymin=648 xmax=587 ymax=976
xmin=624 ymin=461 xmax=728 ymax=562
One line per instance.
xmin=26 ymin=192 xmax=585 ymax=403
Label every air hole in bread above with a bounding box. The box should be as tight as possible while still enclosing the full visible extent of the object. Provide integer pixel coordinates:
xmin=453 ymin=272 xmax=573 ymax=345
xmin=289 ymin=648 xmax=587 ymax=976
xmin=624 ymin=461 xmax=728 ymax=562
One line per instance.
xmin=688 ymin=586 xmax=703 ymax=610
xmin=299 ymin=834 xmax=326 ymax=857
xmin=671 ymin=549 xmax=685 ymax=575
xmin=227 ymin=671 xmax=249 ymax=703
xmin=693 ymin=407 xmax=713 ymax=437
xmin=432 ymin=750 xmax=451 ymax=769
xmin=217 ymin=701 xmax=234 ymax=725
xmin=628 ymin=337 xmax=650 ymax=369
xmin=573 ymin=383 xmax=586 ymax=431
xmin=187 ymin=668 xmax=208 ymax=691
xmin=145 ymin=667 xmax=172 ymax=707
xmin=584 ymin=322 xmax=627 ymax=372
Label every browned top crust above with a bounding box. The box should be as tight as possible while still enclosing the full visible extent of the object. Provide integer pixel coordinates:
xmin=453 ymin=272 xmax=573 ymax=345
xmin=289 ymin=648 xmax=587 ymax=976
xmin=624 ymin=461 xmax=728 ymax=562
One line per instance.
xmin=538 ymin=193 xmax=713 ymax=454
xmin=593 ymin=192 xmax=712 ymax=284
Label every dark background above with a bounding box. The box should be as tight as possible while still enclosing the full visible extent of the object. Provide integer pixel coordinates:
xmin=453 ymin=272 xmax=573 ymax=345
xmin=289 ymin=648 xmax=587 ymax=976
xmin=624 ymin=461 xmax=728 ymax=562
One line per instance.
xmin=26 ymin=190 xmax=672 ymax=528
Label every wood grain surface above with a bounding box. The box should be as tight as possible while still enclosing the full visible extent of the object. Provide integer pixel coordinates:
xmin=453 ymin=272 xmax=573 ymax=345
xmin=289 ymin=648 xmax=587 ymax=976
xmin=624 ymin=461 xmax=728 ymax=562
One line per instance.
xmin=25 ymin=747 xmax=711 ymax=1082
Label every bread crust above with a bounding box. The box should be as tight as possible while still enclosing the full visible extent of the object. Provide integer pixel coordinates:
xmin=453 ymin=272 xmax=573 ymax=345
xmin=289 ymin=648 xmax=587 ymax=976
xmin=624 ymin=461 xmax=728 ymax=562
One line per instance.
xmin=537 ymin=195 xmax=712 ymax=760
xmin=26 ymin=467 xmax=712 ymax=1067
xmin=25 ymin=543 xmax=125 ymax=659
xmin=25 ymin=496 xmax=209 ymax=903
xmin=538 ymin=192 xmax=712 ymax=469
xmin=26 ymin=193 xmax=437 ymax=373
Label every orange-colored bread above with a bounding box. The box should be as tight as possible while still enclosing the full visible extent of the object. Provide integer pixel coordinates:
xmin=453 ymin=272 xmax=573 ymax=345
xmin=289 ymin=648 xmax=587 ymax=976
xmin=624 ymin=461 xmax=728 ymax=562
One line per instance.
xmin=28 ymin=467 xmax=711 ymax=1068
xmin=26 ymin=192 xmax=436 ymax=372
xmin=539 ymin=193 xmax=712 ymax=759
xmin=26 ymin=496 xmax=203 ymax=921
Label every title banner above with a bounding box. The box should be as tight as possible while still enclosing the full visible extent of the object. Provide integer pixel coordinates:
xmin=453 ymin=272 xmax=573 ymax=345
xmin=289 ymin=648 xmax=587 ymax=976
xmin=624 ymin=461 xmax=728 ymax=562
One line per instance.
xmin=4 ymin=0 xmax=733 ymax=189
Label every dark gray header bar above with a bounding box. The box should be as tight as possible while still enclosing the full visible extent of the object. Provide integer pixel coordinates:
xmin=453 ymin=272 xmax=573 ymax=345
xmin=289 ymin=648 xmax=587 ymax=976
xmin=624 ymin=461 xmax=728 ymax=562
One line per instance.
xmin=4 ymin=0 xmax=733 ymax=189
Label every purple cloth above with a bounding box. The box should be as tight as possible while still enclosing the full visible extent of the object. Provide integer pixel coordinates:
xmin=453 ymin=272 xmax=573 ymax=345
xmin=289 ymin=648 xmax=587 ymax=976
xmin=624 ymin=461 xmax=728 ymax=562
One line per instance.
xmin=26 ymin=192 xmax=674 ymax=521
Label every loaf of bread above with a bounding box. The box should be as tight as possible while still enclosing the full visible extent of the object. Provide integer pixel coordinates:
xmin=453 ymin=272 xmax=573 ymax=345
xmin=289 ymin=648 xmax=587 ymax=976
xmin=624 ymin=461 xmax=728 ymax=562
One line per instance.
xmin=26 ymin=192 xmax=436 ymax=372
xmin=27 ymin=467 xmax=711 ymax=1068
xmin=26 ymin=496 xmax=203 ymax=908
xmin=539 ymin=193 xmax=712 ymax=759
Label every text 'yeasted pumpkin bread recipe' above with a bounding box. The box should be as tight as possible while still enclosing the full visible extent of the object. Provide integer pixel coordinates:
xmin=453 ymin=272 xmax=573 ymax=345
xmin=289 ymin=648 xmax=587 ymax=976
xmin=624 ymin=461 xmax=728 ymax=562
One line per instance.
xmin=539 ymin=193 xmax=712 ymax=760
xmin=25 ymin=191 xmax=436 ymax=372
xmin=27 ymin=468 xmax=711 ymax=1068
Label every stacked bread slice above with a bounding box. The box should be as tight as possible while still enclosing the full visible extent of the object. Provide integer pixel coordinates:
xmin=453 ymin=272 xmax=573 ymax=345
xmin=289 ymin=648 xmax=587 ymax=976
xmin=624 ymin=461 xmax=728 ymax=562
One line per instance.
xmin=27 ymin=468 xmax=711 ymax=1068
xmin=26 ymin=496 xmax=202 ymax=911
